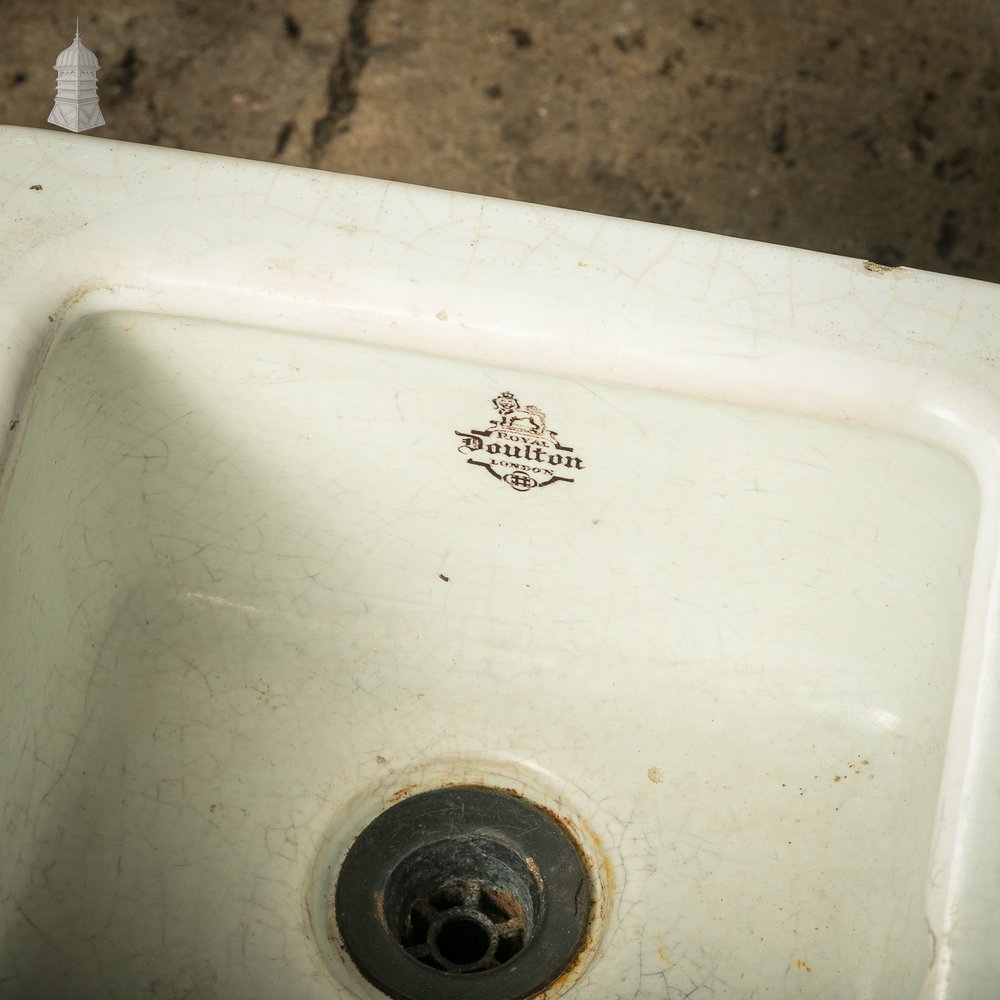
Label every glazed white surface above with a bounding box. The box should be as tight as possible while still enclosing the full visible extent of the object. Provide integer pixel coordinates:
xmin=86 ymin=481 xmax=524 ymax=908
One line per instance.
xmin=1 ymin=127 xmax=999 ymax=999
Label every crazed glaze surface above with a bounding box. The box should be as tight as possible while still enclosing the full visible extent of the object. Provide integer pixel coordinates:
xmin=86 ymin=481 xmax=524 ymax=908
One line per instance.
xmin=0 ymin=127 xmax=999 ymax=999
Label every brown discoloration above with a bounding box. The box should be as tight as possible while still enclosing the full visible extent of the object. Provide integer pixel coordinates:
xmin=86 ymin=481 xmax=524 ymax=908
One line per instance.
xmin=389 ymin=782 xmax=417 ymax=803
xmin=524 ymin=855 xmax=544 ymax=891
xmin=441 ymin=779 xmax=525 ymax=801
xmin=648 ymin=766 xmax=663 ymax=783
xmin=374 ymin=890 xmax=388 ymax=934
xmin=533 ymin=897 xmax=598 ymax=999
xmin=44 ymin=282 xmax=120 ymax=340
xmin=796 ymin=958 xmax=813 ymax=972
xmin=863 ymin=259 xmax=904 ymax=273
xmin=386 ymin=779 xmax=610 ymax=997
xmin=526 ymin=807 xmax=609 ymax=1000
xmin=480 ymin=883 xmax=527 ymax=925
xmin=579 ymin=814 xmax=613 ymax=892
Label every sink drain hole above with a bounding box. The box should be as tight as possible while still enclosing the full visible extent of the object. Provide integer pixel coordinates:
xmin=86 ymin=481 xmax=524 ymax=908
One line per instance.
xmin=400 ymin=875 xmax=527 ymax=972
xmin=432 ymin=910 xmax=493 ymax=968
xmin=386 ymin=837 xmax=535 ymax=974
xmin=334 ymin=786 xmax=591 ymax=1000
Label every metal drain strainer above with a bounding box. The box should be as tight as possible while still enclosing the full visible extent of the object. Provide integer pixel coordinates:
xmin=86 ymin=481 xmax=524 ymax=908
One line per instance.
xmin=334 ymin=786 xmax=591 ymax=1000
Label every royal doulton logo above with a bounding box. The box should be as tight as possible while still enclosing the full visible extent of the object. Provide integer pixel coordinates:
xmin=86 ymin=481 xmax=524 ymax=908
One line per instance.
xmin=455 ymin=392 xmax=585 ymax=492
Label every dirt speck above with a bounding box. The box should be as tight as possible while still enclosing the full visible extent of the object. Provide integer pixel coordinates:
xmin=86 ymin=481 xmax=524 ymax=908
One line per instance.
xmin=375 ymin=754 xmax=387 ymax=764
xmin=273 ymin=120 xmax=294 ymax=156
xmin=613 ymin=27 xmax=646 ymax=53
xmin=508 ymin=27 xmax=533 ymax=48
xmin=29 ymin=184 xmax=42 ymax=191
xmin=864 ymin=259 xmax=904 ymax=273
xmin=935 ymin=208 xmax=962 ymax=260
xmin=438 ymin=573 xmax=450 ymax=582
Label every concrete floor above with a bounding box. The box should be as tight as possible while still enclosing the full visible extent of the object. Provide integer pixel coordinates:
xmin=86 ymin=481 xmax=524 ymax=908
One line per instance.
xmin=2 ymin=1 xmax=998 ymax=283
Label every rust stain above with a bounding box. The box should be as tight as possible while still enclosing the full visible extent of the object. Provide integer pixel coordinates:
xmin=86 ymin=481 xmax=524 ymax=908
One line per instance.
xmin=796 ymin=959 xmax=813 ymax=973
xmin=480 ymin=883 xmax=527 ymax=927
xmin=524 ymin=855 xmax=544 ymax=891
xmin=533 ymin=909 xmax=597 ymax=1000
xmin=533 ymin=798 xmax=615 ymax=908
xmin=647 ymin=766 xmax=663 ymax=784
xmin=530 ymin=811 xmax=609 ymax=1000
xmin=374 ymin=891 xmax=388 ymax=934
xmin=432 ymin=785 xmax=613 ymax=1000
xmin=863 ymin=260 xmax=904 ymax=274
xmin=389 ymin=782 xmax=417 ymax=803
xmin=420 ymin=781 xmax=611 ymax=998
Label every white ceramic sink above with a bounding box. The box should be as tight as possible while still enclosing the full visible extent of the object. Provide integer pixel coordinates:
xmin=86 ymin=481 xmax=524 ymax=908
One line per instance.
xmin=1 ymin=126 xmax=999 ymax=1000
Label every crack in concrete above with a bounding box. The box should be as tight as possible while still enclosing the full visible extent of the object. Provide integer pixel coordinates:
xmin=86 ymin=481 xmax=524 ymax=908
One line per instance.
xmin=310 ymin=0 xmax=375 ymax=159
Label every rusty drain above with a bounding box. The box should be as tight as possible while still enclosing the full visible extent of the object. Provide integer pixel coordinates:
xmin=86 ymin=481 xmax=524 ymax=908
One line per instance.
xmin=334 ymin=786 xmax=590 ymax=1000
xmin=400 ymin=873 xmax=528 ymax=972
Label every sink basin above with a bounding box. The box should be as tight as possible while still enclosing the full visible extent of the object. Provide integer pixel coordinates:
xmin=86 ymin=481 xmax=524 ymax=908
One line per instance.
xmin=1 ymin=126 xmax=999 ymax=1000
